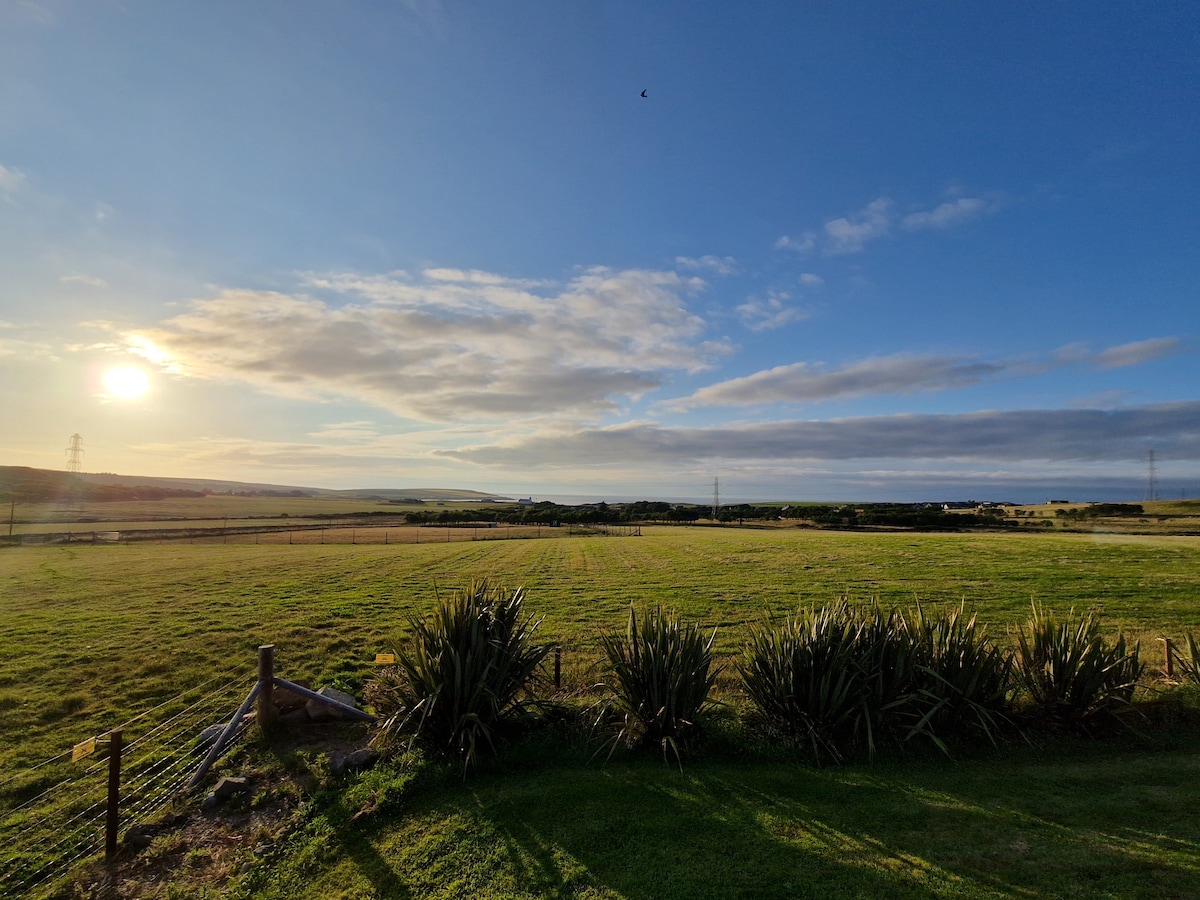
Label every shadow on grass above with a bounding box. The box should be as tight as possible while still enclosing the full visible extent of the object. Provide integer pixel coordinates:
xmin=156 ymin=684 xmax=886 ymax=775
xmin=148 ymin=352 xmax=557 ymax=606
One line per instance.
xmin=472 ymin=755 xmax=1200 ymax=898
xmin=272 ymin=738 xmax=1200 ymax=899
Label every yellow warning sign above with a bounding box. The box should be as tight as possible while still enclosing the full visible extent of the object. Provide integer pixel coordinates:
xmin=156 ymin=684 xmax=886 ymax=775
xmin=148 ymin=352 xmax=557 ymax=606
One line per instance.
xmin=374 ymin=653 xmax=396 ymax=665
xmin=72 ymin=737 xmax=96 ymax=762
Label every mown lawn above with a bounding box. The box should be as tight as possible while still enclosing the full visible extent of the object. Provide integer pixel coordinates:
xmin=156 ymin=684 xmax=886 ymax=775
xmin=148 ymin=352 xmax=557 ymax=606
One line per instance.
xmin=4 ymin=527 xmax=1200 ymax=768
xmin=242 ymin=744 xmax=1200 ymax=899
xmin=4 ymin=526 xmax=1200 ymax=898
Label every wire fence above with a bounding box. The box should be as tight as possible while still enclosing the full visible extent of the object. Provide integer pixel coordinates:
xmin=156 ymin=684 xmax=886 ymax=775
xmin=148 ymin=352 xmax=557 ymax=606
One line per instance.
xmin=9 ymin=521 xmax=642 ymax=546
xmin=0 ymin=668 xmax=255 ymax=899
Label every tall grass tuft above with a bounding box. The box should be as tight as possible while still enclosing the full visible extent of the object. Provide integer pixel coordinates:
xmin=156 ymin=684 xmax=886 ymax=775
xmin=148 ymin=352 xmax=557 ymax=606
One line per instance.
xmin=366 ymin=581 xmax=550 ymax=772
xmin=596 ymin=605 xmax=721 ymax=765
xmin=903 ymin=603 xmax=1013 ymax=751
xmin=739 ymin=602 xmax=869 ymax=763
xmin=740 ymin=601 xmax=1014 ymax=762
xmin=1014 ymin=603 xmax=1143 ymax=727
xmin=1173 ymin=633 xmax=1200 ymax=685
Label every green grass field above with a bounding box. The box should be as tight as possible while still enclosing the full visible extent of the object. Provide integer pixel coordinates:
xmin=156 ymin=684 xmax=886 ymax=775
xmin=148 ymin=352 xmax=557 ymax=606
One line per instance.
xmin=5 ymin=527 xmax=1200 ymax=767
xmin=4 ymin=526 xmax=1200 ymax=898
xmin=244 ymin=746 xmax=1200 ymax=899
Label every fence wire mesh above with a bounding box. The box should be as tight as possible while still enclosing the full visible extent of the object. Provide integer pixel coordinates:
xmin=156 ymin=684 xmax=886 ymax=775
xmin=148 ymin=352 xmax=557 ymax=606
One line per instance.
xmin=0 ymin=668 xmax=256 ymax=899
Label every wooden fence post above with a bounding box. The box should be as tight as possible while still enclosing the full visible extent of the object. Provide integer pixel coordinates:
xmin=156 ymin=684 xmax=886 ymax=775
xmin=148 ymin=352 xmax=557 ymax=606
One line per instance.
xmin=554 ymin=647 xmax=562 ymax=692
xmin=257 ymin=645 xmax=276 ymax=730
xmin=1162 ymin=638 xmax=1175 ymax=679
xmin=105 ymin=730 xmax=122 ymax=860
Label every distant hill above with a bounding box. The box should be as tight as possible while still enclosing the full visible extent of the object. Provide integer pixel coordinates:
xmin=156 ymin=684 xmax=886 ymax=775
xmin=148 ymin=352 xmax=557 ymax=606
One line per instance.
xmin=0 ymin=466 xmax=205 ymax=502
xmin=0 ymin=466 xmax=514 ymax=504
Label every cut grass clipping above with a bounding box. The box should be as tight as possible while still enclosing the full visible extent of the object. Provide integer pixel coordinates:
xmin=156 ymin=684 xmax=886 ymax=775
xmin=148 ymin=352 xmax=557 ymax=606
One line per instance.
xmin=366 ymin=581 xmax=550 ymax=773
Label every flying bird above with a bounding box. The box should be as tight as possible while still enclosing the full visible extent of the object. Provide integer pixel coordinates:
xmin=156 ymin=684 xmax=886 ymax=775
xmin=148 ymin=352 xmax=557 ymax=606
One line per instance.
xmin=640 ymin=89 xmax=647 ymax=98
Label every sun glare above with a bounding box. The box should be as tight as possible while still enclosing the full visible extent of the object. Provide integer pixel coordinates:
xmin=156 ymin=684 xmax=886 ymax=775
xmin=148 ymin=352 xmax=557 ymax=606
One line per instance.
xmin=103 ymin=366 xmax=150 ymax=399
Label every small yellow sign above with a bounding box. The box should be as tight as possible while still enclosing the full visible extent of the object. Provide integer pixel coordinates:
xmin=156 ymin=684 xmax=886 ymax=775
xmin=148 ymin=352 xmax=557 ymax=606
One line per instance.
xmin=374 ymin=653 xmax=396 ymax=665
xmin=72 ymin=737 xmax=96 ymax=762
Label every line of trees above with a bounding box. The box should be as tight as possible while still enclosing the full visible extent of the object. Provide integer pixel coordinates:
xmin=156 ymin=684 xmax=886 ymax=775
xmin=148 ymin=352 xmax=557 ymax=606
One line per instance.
xmin=398 ymin=501 xmax=1014 ymax=530
xmin=402 ymin=501 xmax=704 ymax=526
xmin=1055 ymin=503 xmax=1145 ymax=519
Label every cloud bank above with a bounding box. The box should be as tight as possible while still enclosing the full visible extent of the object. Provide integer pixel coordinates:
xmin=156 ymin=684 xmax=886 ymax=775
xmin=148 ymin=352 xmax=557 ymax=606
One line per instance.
xmin=671 ymin=339 xmax=1186 ymax=410
xmin=441 ymin=401 xmax=1200 ymax=469
xmin=125 ymin=267 xmax=730 ymax=422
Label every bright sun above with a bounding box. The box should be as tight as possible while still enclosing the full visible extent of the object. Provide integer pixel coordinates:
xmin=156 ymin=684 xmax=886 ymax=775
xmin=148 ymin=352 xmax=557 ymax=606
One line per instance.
xmin=103 ymin=366 xmax=150 ymax=399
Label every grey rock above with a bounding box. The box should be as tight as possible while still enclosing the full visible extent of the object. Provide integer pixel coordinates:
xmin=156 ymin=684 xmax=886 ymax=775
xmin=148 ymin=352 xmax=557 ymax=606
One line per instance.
xmin=329 ymin=752 xmax=347 ymax=776
xmin=345 ymin=748 xmax=380 ymax=771
xmin=195 ymin=723 xmax=225 ymax=753
xmin=213 ymin=775 xmax=250 ymax=800
xmin=271 ymin=685 xmax=309 ymax=713
xmin=123 ymin=823 xmax=159 ymax=848
xmin=305 ymin=686 xmax=360 ymax=721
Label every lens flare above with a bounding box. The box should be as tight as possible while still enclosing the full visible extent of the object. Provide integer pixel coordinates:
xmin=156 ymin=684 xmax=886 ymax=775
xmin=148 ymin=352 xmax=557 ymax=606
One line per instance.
xmin=103 ymin=366 xmax=150 ymax=399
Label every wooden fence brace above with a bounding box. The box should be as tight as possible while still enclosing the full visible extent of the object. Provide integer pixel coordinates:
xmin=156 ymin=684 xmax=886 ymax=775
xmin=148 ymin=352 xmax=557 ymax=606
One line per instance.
xmin=105 ymin=730 xmax=123 ymax=861
xmin=186 ymin=681 xmax=261 ymax=790
xmin=271 ymin=677 xmax=377 ymax=722
xmin=257 ymin=645 xmax=276 ymax=730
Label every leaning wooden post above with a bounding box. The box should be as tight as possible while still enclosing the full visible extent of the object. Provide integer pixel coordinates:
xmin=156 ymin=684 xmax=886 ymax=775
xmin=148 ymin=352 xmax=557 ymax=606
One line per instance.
xmin=105 ymin=730 xmax=123 ymax=861
xmin=257 ymin=645 xmax=276 ymax=731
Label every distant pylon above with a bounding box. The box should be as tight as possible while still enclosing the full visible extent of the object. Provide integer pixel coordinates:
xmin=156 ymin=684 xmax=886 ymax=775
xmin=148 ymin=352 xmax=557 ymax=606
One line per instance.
xmin=712 ymin=477 xmax=720 ymax=520
xmin=65 ymin=434 xmax=84 ymax=474
xmin=1145 ymin=449 xmax=1159 ymax=502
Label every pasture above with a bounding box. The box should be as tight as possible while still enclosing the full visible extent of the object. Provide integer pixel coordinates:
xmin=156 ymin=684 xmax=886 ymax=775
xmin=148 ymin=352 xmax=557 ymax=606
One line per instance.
xmin=4 ymin=526 xmax=1200 ymax=767
xmin=4 ymin=525 xmax=1200 ymax=897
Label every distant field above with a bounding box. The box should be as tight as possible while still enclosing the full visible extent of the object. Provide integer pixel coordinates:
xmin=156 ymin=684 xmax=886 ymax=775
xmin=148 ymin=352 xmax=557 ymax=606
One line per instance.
xmin=7 ymin=495 xmax=505 ymax=527
xmin=4 ymin=526 xmax=1200 ymax=770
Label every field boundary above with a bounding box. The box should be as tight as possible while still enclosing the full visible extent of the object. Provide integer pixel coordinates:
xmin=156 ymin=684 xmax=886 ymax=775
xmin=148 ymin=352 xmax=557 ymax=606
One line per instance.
xmin=0 ymin=670 xmax=254 ymax=899
xmin=6 ymin=521 xmax=644 ymax=546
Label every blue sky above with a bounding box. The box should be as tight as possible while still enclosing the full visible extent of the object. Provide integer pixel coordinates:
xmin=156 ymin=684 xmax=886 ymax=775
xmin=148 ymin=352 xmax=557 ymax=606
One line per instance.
xmin=2 ymin=1 xmax=1198 ymax=502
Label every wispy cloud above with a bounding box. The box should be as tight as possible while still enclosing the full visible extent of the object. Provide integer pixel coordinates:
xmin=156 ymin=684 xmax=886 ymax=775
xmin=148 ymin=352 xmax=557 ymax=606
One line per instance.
xmin=669 ymin=338 xmax=1187 ymax=410
xmin=1092 ymin=337 xmax=1183 ymax=369
xmin=422 ymin=267 xmax=545 ymax=287
xmin=307 ymin=421 xmax=381 ymax=441
xmin=901 ymin=197 xmax=988 ymax=231
xmin=774 ymin=233 xmax=815 ymax=253
xmin=671 ymin=354 xmax=1005 ymax=410
xmin=441 ymin=401 xmax=1200 ymax=469
xmin=735 ymin=291 xmax=807 ymax=332
xmin=676 ymin=255 xmax=738 ymax=276
xmin=0 ymin=1 xmax=61 ymax=26
xmin=823 ymin=197 xmax=894 ymax=254
xmin=124 ymin=267 xmax=731 ymax=423
xmin=776 ymin=193 xmax=999 ymax=256
xmin=0 ymin=163 xmax=25 ymax=194
xmin=59 ymin=274 xmax=108 ymax=288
